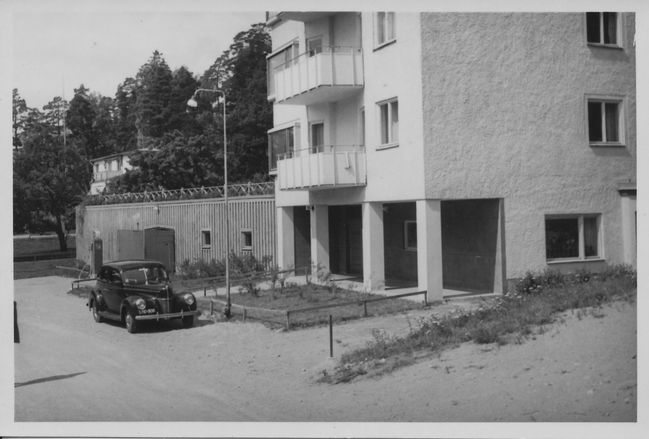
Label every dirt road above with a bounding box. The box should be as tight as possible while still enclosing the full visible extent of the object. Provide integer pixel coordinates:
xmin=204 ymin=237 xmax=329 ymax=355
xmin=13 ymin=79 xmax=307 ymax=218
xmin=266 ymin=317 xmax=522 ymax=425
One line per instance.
xmin=14 ymin=276 xmax=636 ymax=424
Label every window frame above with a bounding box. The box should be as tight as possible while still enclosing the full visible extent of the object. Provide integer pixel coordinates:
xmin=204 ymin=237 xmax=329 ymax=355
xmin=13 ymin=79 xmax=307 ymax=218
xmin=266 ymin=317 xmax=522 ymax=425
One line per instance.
xmin=377 ymin=97 xmax=399 ymax=149
xmin=268 ymin=121 xmax=301 ymax=173
xmin=309 ymin=121 xmax=325 ymax=154
xmin=586 ymin=95 xmax=625 ymax=147
xmin=359 ymin=107 xmax=365 ymax=147
xmin=241 ymin=229 xmax=253 ymax=252
xmin=201 ymin=229 xmax=212 ymax=249
xmin=585 ymin=12 xmax=623 ymax=48
xmin=545 ymin=214 xmax=604 ymax=263
xmin=374 ymin=12 xmax=396 ymax=49
xmin=403 ymin=220 xmax=417 ymax=251
xmin=306 ymin=35 xmax=323 ymax=57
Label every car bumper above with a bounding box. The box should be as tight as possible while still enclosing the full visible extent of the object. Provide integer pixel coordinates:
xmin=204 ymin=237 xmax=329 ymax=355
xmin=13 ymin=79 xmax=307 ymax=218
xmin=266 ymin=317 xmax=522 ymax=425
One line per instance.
xmin=135 ymin=310 xmax=200 ymax=321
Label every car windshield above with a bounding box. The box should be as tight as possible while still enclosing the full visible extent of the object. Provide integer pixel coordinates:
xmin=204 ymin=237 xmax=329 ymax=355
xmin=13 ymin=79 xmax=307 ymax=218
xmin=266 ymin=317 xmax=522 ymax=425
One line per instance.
xmin=122 ymin=266 xmax=169 ymax=285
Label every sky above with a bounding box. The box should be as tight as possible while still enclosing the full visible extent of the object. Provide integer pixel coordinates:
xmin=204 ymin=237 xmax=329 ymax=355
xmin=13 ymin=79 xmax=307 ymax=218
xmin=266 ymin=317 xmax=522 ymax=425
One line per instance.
xmin=10 ymin=4 xmax=265 ymax=108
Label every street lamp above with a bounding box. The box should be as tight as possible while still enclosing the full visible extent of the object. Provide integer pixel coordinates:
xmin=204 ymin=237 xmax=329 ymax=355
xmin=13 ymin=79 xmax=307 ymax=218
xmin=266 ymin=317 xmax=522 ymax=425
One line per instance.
xmin=187 ymin=88 xmax=231 ymax=318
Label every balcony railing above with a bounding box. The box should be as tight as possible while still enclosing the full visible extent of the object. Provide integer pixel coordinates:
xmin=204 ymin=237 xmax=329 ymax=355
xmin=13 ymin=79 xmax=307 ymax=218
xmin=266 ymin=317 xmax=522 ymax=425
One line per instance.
xmin=276 ymin=145 xmax=366 ymax=191
xmin=268 ymin=46 xmax=363 ymax=105
xmin=93 ymin=169 xmax=125 ymax=182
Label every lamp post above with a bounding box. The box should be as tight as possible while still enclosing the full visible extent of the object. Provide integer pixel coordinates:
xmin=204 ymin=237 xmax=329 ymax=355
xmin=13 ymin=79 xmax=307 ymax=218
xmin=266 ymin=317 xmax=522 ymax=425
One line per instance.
xmin=187 ymin=88 xmax=231 ymax=317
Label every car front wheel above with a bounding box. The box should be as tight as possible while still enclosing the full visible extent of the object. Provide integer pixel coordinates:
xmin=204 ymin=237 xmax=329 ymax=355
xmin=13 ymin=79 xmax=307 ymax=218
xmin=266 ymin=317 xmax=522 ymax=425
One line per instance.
xmin=125 ymin=310 xmax=138 ymax=333
xmin=91 ymin=300 xmax=103 ymax=323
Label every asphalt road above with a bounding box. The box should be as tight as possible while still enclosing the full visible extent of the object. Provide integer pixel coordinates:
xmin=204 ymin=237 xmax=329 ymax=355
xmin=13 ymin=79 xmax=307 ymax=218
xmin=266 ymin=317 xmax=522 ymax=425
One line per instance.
xmin=13 ymin=276 xmax=637 ymax=429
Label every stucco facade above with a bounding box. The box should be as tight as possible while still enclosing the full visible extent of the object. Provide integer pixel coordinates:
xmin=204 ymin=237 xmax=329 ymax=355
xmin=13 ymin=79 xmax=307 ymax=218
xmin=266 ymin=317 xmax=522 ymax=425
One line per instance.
xmin=420 ymin=13 xmax=636 ymax=277
xmin=267 ymin=12 xmax=636 ymax=299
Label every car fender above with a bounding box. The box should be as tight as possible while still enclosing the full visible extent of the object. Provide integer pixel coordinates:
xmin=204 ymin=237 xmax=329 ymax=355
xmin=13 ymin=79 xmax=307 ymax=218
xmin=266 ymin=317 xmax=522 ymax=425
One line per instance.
xmin=174 ymin=291 xmax=198 ymax=311
xmin=89 ymin=291 xmax=106 ymax=311
xmin=119 ymin=295 xmax=141 ymax=315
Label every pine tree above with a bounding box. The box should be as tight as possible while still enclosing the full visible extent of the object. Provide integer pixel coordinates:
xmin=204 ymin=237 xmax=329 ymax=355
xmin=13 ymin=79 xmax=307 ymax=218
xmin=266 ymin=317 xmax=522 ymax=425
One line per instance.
xmin=135 ymin=50 xmax=173 ymax=142
xmin=66 ymin=85 xmax=96 ymax=157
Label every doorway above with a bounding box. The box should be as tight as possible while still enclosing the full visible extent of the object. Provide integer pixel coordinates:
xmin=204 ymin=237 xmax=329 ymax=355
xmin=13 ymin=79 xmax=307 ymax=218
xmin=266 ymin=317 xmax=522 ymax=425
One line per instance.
xmin=328 ymin=205 xmax=363 ymax=276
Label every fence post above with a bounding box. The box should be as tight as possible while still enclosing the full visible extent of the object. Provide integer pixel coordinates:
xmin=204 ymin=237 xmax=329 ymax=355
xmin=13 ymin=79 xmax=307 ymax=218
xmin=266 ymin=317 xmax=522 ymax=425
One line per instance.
xmin=285 ymin=310 xmax=291 ymax=330
xmin=204 ymin=287 xmax=206 ymax=297
xmin=210 ymin=300 xmax=214 ymax=316
xmin=243 ymin=307 xmax=247 ymax=322
xmin=329 ymin=314 xmax=333 ymax=358
xmin=363 ymin=301 xmax=368 ymax=317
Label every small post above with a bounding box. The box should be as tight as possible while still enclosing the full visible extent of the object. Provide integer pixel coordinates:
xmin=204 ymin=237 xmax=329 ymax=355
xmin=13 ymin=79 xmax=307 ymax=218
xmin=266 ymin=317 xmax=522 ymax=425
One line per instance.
xmin=204 ymin=287 xmax=206 ymax=297
xmin=243 ymin=307 xmax=247 ymax=322
xmin=210 ymin=300 xmax=214 ymax=316
xmin=424 ymin=291 xmax=428 ymax=306
xmin=329 ymin=315 xmax=334 ymax=358
xmin=363 ymin=301 xmax=368 ymax=317
xmin=285 ymin=310 xmax=291 ymax=330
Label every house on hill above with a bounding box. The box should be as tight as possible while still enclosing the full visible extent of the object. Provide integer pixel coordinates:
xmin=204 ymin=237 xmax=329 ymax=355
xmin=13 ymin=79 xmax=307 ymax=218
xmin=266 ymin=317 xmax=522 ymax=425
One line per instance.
xmin=89 ymin=149 xmax=158 ymax=195
xmin=266 ymin=11 xmax=636 ymax=301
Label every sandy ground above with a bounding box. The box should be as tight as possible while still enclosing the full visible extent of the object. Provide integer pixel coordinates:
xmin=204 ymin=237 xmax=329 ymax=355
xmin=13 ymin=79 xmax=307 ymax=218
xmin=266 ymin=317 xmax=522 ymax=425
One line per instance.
xmin=13 ymin=276 xmax=636 ymax=426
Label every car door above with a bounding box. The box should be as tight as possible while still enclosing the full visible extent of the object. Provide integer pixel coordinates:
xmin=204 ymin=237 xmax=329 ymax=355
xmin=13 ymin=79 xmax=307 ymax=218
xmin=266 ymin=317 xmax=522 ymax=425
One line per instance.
xmin=103 ymin=268 xmax=125 ymax=313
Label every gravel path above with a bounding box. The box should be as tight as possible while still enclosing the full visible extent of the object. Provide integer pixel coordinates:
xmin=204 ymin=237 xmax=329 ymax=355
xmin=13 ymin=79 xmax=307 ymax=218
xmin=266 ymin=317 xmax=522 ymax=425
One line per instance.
xmin=12 ymin=276 xmax=637 ymax=432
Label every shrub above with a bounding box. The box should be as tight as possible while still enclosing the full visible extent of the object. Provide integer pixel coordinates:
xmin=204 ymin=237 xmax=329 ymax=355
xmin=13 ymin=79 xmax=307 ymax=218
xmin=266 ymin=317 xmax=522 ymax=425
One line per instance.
xmin=329 ymin=263 xmax=636 ymax=382
xmin=177 ymin=253 xmax=272 ymax=280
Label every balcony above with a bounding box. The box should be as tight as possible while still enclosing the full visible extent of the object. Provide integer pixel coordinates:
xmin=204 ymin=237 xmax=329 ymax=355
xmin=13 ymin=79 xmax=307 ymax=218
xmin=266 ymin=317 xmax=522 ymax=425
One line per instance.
xmin=268 ymin=46 xmax=363 ymax=105
xmin=276 ymin=145 xmax=366 ymax=191
xmin=93 ymin=169 xmax=125 ymax=182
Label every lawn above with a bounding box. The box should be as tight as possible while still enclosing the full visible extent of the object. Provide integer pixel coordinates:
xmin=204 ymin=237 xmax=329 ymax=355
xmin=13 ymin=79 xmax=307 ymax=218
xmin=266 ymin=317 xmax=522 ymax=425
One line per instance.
xmin=197 ymin=282 xmax=425 ymax=329
xmin=14 ymin=258 xmax=86 ymax=280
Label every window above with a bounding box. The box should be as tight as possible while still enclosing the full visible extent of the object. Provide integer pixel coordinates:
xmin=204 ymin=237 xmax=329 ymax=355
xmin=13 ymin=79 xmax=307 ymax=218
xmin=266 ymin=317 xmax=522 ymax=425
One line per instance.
xmin=545 ymin=215 xmax=601 ymax=261
xmin=310 ymin=122 xmax=324 ymax=153
xmin=267 ymin=40 xmax=300 ymax=97
xmin=586 ymin=12 xmax=620 ymax=46
xmin=201 ymin=230 xmax=211 ymax=248
xmin=268 ymin=123 xmax=299 ymax=171
xmin=307 ymin=37 xmax=323 ymax=56
xmin=241 ymin=230 xmax=253 ymax=251
xmin=378 ymin=99 xmax=399 ymax=147
xmin=587 ymin=98 xmax=623 ymax=145
xmin=375 ymin=12 xmax=396 ymax=47
xmin=359 ymin=107 xmax=365 ymax=146
xmin=404 ymin=220 xmax=417 ymax=250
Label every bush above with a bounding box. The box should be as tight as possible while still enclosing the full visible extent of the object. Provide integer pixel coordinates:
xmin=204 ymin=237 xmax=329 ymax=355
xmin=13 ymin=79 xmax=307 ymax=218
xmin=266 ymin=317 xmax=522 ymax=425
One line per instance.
xmin=177 ymin=252 xmax=272 ymax=280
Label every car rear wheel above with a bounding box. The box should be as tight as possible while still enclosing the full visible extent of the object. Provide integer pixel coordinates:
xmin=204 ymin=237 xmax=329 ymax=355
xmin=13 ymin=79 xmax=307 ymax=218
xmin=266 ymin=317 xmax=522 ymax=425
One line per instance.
xmin=91 ymin=300 xmax=103 ymax=323
xmin=182 ymin=315 xmax=194 ymax=329
xmin=125 ymin=310 xmax=138 ymax=333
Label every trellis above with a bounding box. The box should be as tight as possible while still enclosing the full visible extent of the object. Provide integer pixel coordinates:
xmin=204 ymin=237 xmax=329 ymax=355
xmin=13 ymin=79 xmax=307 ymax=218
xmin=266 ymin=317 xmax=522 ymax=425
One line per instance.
xmin=85 ymin=181 xmax=275 ymax=205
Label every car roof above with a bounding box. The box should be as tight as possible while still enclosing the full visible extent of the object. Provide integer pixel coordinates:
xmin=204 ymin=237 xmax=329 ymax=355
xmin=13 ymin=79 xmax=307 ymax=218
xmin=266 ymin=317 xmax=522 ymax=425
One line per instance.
xmin=103 ymin=260 xmax=166 ymax=271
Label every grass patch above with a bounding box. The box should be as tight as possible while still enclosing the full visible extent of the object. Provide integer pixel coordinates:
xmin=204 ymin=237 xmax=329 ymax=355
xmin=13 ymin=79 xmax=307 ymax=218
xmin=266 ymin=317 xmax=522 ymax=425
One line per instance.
xmin=321 ymin=265 xmax=636 ymax=383
xmin=14 ymin=258 xmax=86 ymax=280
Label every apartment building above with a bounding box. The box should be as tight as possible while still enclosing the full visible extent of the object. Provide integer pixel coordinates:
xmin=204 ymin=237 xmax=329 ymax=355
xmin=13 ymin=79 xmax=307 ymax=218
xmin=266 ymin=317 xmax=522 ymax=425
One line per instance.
xmin=266 ymin=12 xmax=636 ymax=301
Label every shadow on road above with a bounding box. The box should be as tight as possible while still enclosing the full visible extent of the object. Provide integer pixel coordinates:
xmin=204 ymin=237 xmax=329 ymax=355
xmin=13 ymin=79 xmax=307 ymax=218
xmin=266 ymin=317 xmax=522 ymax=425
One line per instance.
xmin=15 ymin=372 xmax=86 ymax=388
xmin=96 ymin=316 xmax=215 ymax=333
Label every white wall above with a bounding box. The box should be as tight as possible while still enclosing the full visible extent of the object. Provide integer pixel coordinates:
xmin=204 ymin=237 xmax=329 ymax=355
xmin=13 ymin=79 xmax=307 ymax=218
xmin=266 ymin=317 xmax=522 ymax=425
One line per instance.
xmin=360 ymin=12 xmax=426 ymax=202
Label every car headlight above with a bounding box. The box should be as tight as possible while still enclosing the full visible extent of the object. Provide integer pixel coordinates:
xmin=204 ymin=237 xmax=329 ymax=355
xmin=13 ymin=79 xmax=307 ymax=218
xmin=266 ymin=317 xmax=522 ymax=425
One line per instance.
xmin=135 ymin=298 xmax=146 ymax=310
xmin=183 ymin=293 xmax=195 ymax=305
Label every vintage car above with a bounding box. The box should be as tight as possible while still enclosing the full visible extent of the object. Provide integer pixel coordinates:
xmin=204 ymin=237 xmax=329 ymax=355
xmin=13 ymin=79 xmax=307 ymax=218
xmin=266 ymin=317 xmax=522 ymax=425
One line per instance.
xmin=88 ymin=260 xmax=199 ymax=333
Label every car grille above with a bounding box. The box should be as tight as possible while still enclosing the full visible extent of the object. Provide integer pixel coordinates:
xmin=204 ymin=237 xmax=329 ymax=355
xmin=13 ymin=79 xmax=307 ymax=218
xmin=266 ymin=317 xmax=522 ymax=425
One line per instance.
xmin=155 ymin=298 xmax=171 ymax=314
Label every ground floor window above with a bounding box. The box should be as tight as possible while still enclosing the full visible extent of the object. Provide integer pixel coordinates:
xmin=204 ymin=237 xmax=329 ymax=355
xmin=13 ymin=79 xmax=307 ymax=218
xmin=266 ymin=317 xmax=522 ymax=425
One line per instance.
xmin=404 ymin=220 xmax=417 ymax=250
xmin=545 ymin=214 xmax=601 ymax=260
xmin=241 ymin=230 xmax=253 ymax=251
xmin=201 ymin=229 xmax=211 ymax=248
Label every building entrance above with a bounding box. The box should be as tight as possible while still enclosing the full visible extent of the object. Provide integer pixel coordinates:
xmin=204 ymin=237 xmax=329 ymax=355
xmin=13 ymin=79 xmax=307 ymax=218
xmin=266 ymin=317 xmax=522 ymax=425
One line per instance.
xmin=328 ymin=205 xmax=363 ymax=276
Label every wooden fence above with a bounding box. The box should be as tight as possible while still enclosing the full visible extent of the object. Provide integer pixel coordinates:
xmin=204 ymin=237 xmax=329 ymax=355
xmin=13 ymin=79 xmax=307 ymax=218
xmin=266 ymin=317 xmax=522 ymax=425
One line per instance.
xmin=76 ymin=192 xmax=276 ymax=271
